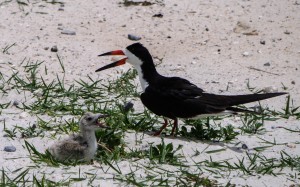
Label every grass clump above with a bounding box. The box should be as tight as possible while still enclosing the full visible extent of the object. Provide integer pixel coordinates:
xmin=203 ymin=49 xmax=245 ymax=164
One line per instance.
xmin=239 ymin=113 xmax=266 ymax=135
xmin=1 ymin=52 xmax=300 ymax=186
xmin=95 ymin=129 xmax=125 ymax=161
xmin=180 ymin=118 xmax=239 ymax=142
xmin=149 ymin=138 xmax=183 ymax=164
xmin=3 ymin=59 xmax=139 ymax=117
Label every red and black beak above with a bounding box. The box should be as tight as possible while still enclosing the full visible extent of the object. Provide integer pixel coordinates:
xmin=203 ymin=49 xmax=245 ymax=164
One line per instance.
xmin=96 ymin=50 xmax=127 ymax=72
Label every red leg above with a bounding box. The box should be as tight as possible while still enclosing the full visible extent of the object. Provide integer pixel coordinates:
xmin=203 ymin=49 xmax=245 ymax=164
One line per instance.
xmin=153 ymin=118 xmax=168 ymax=136
xmin=170 ymin=118 xmax=178 ymax=136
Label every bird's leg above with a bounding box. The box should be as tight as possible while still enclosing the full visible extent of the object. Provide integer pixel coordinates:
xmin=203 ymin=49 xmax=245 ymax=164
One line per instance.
xmin=153 ymin=118 xmax=168 ymax=136
xmin=170 ymin=118 xmax=178 ymax=136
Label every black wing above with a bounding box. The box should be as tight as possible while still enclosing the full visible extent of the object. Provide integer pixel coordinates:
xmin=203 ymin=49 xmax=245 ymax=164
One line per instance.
xmin=141 ymin=76 xmax=286 ymax=118
xmin=141 ymin=76 xmax=226 ymax=118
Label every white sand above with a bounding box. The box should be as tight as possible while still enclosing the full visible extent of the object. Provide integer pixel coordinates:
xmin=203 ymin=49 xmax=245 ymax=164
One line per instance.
xmin=1 ymin=0 xmax=299 ymax=186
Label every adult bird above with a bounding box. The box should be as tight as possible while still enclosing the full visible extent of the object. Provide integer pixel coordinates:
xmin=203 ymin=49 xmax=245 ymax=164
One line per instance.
xmin=95 ymin=43 xmax=286 ymax=136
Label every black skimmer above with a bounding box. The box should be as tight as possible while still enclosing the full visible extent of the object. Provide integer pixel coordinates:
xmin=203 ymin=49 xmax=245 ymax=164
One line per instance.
xmin=95 ymin=43 xmax=287 ymax=136
xmin=48 ymin=112 xmax=109 ymax=161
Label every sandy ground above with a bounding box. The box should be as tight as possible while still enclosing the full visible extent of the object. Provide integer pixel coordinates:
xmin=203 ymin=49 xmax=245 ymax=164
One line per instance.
xmin=1 ymin=0 xmax=300 ymax=186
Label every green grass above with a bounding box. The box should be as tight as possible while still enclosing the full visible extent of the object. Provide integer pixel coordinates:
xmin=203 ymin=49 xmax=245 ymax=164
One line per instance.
xmin=1 ymin=58 xmax=299 ymax=186
xmin=192 ymin=151 xmax=300 ymax=176
xmin=0 ymin=168 xmax=71 ymax=186
xmin=180 ymin=118 xmax=239 ymax=141
xmin=267 ymin=95 xmax=300 ymax=119
xmin=239 ymin=113 xmax=266 ymax=135
xmin=148 ymin=138 xmax=183 ymax=164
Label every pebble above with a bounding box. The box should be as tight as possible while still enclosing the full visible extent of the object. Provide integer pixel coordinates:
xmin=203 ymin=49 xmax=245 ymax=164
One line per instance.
xmin=153 ymin=13 xmax=163 ymax=18
xmin=19 ymin=112 xmax=29 ymax=119
xmin=50 ymin=45 xmax=58 ymax=52
xmin=260 ymin=40 xmax=266 ymax=45
xmin=250 ymin=105 xmax=262 ymax=113
xmin=44 ymin=47 xmax=49 ymax=50
xmin=286 ymin=143 xmax=296 ymax=148
xmin=58 ymin=8 xmax=64 ymax=11
xmin=262 ymin=86 xmax=278 ymax=93
xmin=12 ymin=100 xmax=19 ymax=106
xmin=128 ymin=34 xmax=141 ymax=41
xmin=290 ymin=184 xmax=300 ymax=187
xmin=4 ymin=146 xmax=16 ymax=152
xmin=291 ymin=80 xmax=295 ymax=85
xmin=61 ymin=30 xmax=76 ymax=35
xmin=175 ymin=65 xmax=183 ymax=70
xmin=263 ymin=62 xmax=270 ymax=66
xmin=289 ymin=184 xmax=300 ymax=187
xmin=241 ymin=144 xmax=248 ymax=149
xmin=242 ymin=51 xmax=250 ymax=56
xmin=124 ymin=102 xmax=134 ymax=112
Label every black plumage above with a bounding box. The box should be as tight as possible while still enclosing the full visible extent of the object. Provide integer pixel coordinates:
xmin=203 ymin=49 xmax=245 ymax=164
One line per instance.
xmin=96 ymin=43 xmax=287 ymax=136
xmin=140 ymin=76 xmax=285 ymax=119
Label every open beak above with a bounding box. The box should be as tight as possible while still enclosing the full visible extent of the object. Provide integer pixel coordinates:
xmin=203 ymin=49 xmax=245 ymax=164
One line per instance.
xmin=96 ymin=114 xmax=110 ymax=128
xmin=96 ymin=50 xmax=127 ymax=72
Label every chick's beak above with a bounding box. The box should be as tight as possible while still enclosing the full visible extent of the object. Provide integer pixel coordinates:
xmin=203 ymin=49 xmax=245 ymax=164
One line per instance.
xmin=95 ymin=114 xmax=109 ymax=128
xmin=96 ymin=50 xmax=127 ymax=72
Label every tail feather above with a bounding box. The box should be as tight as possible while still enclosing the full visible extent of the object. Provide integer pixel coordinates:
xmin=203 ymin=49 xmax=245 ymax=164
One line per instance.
xmin=226 ymin=106 xmax=260 ymax=114
xmin=225 ymin=92 xmax=287 ymax=106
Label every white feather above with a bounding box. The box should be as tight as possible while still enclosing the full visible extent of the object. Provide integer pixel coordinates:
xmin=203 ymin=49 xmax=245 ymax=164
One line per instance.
xmin=124 ymin=49 xmax=149 ymax=92
xmin=190 ymin=110 xmax=236 ymax=119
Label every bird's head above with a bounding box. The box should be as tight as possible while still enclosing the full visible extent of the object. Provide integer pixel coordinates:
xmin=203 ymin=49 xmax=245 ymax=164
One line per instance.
xmin=95 ymin=43 xmax=153 ymax=72
xmin=79 ymin=112 xmax=109 ymax=131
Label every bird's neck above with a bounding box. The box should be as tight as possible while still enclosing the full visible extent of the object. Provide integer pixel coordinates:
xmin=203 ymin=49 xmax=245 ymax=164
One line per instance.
xmin=80 ymin=129 xmax=98 ymax=161
xmin=81 ymin=129 xmax=97 ymax=146
xmin=133 ymin=60 xmax=161 ymax=91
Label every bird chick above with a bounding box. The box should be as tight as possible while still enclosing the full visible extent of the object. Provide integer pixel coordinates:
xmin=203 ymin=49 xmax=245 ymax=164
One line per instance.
xmin=48 ymin=112 xmax=109 ymax=162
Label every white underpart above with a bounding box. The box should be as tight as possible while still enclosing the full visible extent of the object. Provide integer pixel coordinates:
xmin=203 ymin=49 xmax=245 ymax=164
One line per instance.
xmin=124 ymin=49 xmax=149 ymax=92
xmin=81 ymin=129 xmax=97 ymax=161
xmin=190 ymin=110 xmax=236 ymax=119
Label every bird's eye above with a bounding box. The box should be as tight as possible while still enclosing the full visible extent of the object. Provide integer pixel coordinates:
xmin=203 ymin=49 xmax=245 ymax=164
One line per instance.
xmin=86 ymin=117 xmax=93 ymax=121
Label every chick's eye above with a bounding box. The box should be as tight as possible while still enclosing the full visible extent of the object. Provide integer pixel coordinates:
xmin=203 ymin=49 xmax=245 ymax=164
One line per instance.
xmin=86 ymin=117 xmax=93 ymax=121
